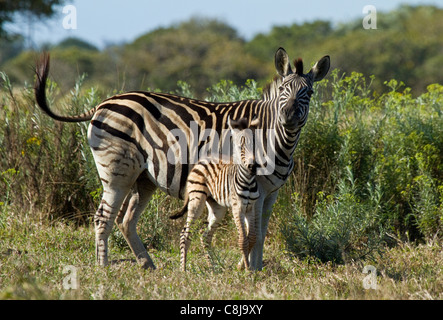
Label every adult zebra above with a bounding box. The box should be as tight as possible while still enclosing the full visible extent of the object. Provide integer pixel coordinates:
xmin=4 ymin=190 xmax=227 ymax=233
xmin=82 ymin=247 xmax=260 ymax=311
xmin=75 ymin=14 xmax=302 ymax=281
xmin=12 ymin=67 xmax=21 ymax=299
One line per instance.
xmin=34 ymin=48 xmax=330 ymax=270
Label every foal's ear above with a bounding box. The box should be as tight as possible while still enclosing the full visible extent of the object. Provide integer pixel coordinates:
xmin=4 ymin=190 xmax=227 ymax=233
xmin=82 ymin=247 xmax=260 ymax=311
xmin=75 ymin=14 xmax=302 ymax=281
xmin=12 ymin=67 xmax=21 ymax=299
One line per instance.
xmin=229 ymin=116 xmax=250 ymax=131
xmin=227 ymin=115 xmax=234 ymax=131
xmin=249 ymin=115 xmax=260 ymax=129
xmin=275 ymin=47 xmax=293 ymax=77
xmin=228 ymin=116 xmax=241 ymax=131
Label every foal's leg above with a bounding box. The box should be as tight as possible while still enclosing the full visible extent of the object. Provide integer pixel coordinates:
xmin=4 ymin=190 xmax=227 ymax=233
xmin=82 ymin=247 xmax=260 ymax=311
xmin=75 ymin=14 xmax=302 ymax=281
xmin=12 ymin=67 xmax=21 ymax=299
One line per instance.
xmin=202 ymin=200 xmax=226 ymax=268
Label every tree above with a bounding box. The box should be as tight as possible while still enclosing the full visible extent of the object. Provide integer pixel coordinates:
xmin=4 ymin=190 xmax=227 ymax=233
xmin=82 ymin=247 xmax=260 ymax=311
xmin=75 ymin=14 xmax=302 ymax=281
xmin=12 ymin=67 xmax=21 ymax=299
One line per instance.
xmin=56 ymin=37 xmax=99 ymax=51
xmin=0 ymin=0 xmax=66 ymax=39
xmin=246 ymin=5 xmax=443 ymax=94
xmin=121 ymin=18 xmax=267 ymax=96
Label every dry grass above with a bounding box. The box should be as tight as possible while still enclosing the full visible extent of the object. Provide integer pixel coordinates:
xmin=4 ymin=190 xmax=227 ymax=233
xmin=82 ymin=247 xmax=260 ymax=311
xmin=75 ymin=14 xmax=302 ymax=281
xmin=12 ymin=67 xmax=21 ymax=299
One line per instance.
xmin=1 ymin=210 xmax=441 ymax=300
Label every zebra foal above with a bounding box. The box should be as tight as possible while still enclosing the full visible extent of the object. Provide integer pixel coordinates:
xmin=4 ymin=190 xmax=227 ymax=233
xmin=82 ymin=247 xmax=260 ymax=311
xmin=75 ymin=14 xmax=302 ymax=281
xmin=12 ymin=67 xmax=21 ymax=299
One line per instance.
xmin=170 ymin=116 xmax=260 ymax=271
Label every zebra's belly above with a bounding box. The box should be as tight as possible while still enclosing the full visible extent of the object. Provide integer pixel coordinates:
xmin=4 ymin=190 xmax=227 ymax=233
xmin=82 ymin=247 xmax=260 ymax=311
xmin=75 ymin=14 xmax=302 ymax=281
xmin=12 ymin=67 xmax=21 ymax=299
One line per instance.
xmin=88 ymin=118 xmax=190 ymax=199
xmin=144 ymin=157 xmax=190 ymax=199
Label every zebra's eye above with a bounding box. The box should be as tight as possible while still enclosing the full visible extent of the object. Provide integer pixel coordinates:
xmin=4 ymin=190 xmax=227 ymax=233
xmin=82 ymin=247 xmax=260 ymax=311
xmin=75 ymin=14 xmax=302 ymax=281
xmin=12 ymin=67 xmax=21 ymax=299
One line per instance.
xmin=279 ymin=86 xmax=284 ymax=92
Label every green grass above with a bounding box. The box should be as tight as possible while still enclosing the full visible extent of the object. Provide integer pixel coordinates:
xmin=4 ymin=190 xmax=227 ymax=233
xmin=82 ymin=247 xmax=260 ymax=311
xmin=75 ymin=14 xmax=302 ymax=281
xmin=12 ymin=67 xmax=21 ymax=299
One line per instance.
xmin=1 ymin=209 xmax=442 ymax=300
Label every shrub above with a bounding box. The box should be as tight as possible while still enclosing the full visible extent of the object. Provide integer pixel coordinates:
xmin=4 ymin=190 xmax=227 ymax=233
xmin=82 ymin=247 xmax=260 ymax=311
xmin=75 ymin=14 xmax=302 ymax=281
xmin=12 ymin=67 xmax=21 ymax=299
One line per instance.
xmin=286 ymin=71 xmax=443 ymax=245
xmin=0 ymin=72 xmax=100 ymax=222
xmin=281 ymin=164 xmax=386 ymax=264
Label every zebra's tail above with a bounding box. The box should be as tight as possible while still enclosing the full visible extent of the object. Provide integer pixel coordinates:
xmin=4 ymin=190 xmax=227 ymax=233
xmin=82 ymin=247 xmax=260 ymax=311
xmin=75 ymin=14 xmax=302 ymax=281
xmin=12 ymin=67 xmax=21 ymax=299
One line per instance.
xmin=34 ymin=52 xmax=96 ymax=123
xmin=169 ymin=198 xmax=188 ymax=220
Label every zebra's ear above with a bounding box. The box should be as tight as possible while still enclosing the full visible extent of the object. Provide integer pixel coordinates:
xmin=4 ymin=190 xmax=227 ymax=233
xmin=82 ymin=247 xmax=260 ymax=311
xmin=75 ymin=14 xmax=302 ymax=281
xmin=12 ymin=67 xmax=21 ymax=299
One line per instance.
xmin=250 ymin=115 xmax=260 ymax=129
xmin=227 ymin=116 xmax=235 ymax=131
xmin=275 ymin=47 xmax=293 ymax=77
xmin=310 ymin=55 xmax=330 ymax=82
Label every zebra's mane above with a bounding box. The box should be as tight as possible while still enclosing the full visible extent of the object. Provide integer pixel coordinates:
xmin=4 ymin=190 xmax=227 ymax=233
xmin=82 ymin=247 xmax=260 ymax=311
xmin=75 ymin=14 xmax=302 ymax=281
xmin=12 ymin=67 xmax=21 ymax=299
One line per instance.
xmin=262 ymin=75 xmax=283 ymax=101
xmin=262 ymin=58 xmax=304 ymax=101
xmin=294 ymin=58 xmax=303 ymax=76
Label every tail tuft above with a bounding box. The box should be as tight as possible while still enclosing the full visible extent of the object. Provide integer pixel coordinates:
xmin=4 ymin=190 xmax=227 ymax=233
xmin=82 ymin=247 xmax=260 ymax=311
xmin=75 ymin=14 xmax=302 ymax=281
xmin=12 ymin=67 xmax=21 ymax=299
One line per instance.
xmin=34 ymin=52 xmax=52 ymax=117
xmin=169 ymin=196 xmax=189 ymax=219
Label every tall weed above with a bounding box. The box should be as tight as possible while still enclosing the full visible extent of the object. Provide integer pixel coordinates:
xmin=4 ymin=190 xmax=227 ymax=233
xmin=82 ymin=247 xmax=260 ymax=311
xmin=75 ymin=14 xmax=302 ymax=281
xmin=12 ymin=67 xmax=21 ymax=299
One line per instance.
xmin=0 ymin=72 xmax=100 ymax=222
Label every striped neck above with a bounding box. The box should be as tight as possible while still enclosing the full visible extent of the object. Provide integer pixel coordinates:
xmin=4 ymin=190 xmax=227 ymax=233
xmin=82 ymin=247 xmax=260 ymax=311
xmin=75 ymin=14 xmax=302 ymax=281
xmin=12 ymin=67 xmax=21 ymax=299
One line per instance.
xmin=259 ymin=99 xmax=301 ymax=164
xmin=233 ymin=164 xmax=258 ymax=199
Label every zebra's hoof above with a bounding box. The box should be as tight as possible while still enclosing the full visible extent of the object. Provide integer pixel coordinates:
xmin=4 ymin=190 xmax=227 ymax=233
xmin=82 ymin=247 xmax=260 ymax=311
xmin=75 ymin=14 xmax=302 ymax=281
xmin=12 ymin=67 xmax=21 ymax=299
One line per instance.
xmin=139 ymin=258 xmax=156 ymax=270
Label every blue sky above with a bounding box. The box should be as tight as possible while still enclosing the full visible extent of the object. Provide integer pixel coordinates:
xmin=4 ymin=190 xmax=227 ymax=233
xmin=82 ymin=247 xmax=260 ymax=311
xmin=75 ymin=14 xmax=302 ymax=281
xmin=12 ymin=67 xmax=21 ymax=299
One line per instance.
xmin=10 ymin=0 xmax=442 ymax=48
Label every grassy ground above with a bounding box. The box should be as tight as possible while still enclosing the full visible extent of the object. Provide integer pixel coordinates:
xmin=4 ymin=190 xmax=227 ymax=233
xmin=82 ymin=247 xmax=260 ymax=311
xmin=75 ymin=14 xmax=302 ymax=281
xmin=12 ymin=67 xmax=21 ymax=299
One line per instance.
xmin=1 ymin=209 xmax=441 ymax=300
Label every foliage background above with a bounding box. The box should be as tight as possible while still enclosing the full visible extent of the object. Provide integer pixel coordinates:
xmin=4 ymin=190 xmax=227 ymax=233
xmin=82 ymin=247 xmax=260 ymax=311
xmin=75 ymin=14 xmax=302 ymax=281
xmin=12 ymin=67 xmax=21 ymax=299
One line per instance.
xmin=1 ymin=5 xmax=442 ymax=96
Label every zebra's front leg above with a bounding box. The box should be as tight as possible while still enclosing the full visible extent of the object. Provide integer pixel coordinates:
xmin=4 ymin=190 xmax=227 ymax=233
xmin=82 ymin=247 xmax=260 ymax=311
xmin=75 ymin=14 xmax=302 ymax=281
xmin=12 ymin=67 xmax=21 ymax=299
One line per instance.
xmin=238 ymin=205 xmax=258 ymax=272
xmin=246 ymin=205 xmax=257 ymax=257
xmin=202 ymin=201 xmax=226 ymax=269
xmin=180 ymin=224 xmax=191 ymax=272
xmin=249 ymin=191 xmax=278 ymax=270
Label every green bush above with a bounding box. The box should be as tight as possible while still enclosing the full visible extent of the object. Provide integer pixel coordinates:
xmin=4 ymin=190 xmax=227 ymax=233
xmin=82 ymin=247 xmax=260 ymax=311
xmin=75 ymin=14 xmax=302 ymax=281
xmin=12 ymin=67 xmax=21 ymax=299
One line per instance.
xmin=286 ymin=71 xmax=443 ymax=250
xmin=0 ymin=71 xmax=100 ymax=222
xmin=205 ymin=79 xmax=262 ymax=102
xmin=281 ymin=166 xmax=386 ymax=264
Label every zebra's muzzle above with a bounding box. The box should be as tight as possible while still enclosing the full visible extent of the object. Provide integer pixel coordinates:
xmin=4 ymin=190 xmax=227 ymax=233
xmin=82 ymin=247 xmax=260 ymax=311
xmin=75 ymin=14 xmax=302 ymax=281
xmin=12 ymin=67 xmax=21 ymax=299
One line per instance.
xmin=247 ymin=162 xmax=258 ymax=174
xmin=280 ymin=99 xmax=302 ymax=129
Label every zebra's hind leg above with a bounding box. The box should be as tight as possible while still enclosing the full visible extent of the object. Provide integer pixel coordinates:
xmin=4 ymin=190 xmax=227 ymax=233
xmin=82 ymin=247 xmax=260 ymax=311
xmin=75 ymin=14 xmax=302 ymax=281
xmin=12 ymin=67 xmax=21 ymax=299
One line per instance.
xmin=92 ymin=148 xmax=146 ymax=268
xmin=202 ymin=200 xmax=226 ymax=269
xmin=115 ymin=172 xmax=157 ymax=270
xmin=180 ymin=190 xmax=208 ymax=271
xmin=94 ymin=185 xmax=131 ymax=267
